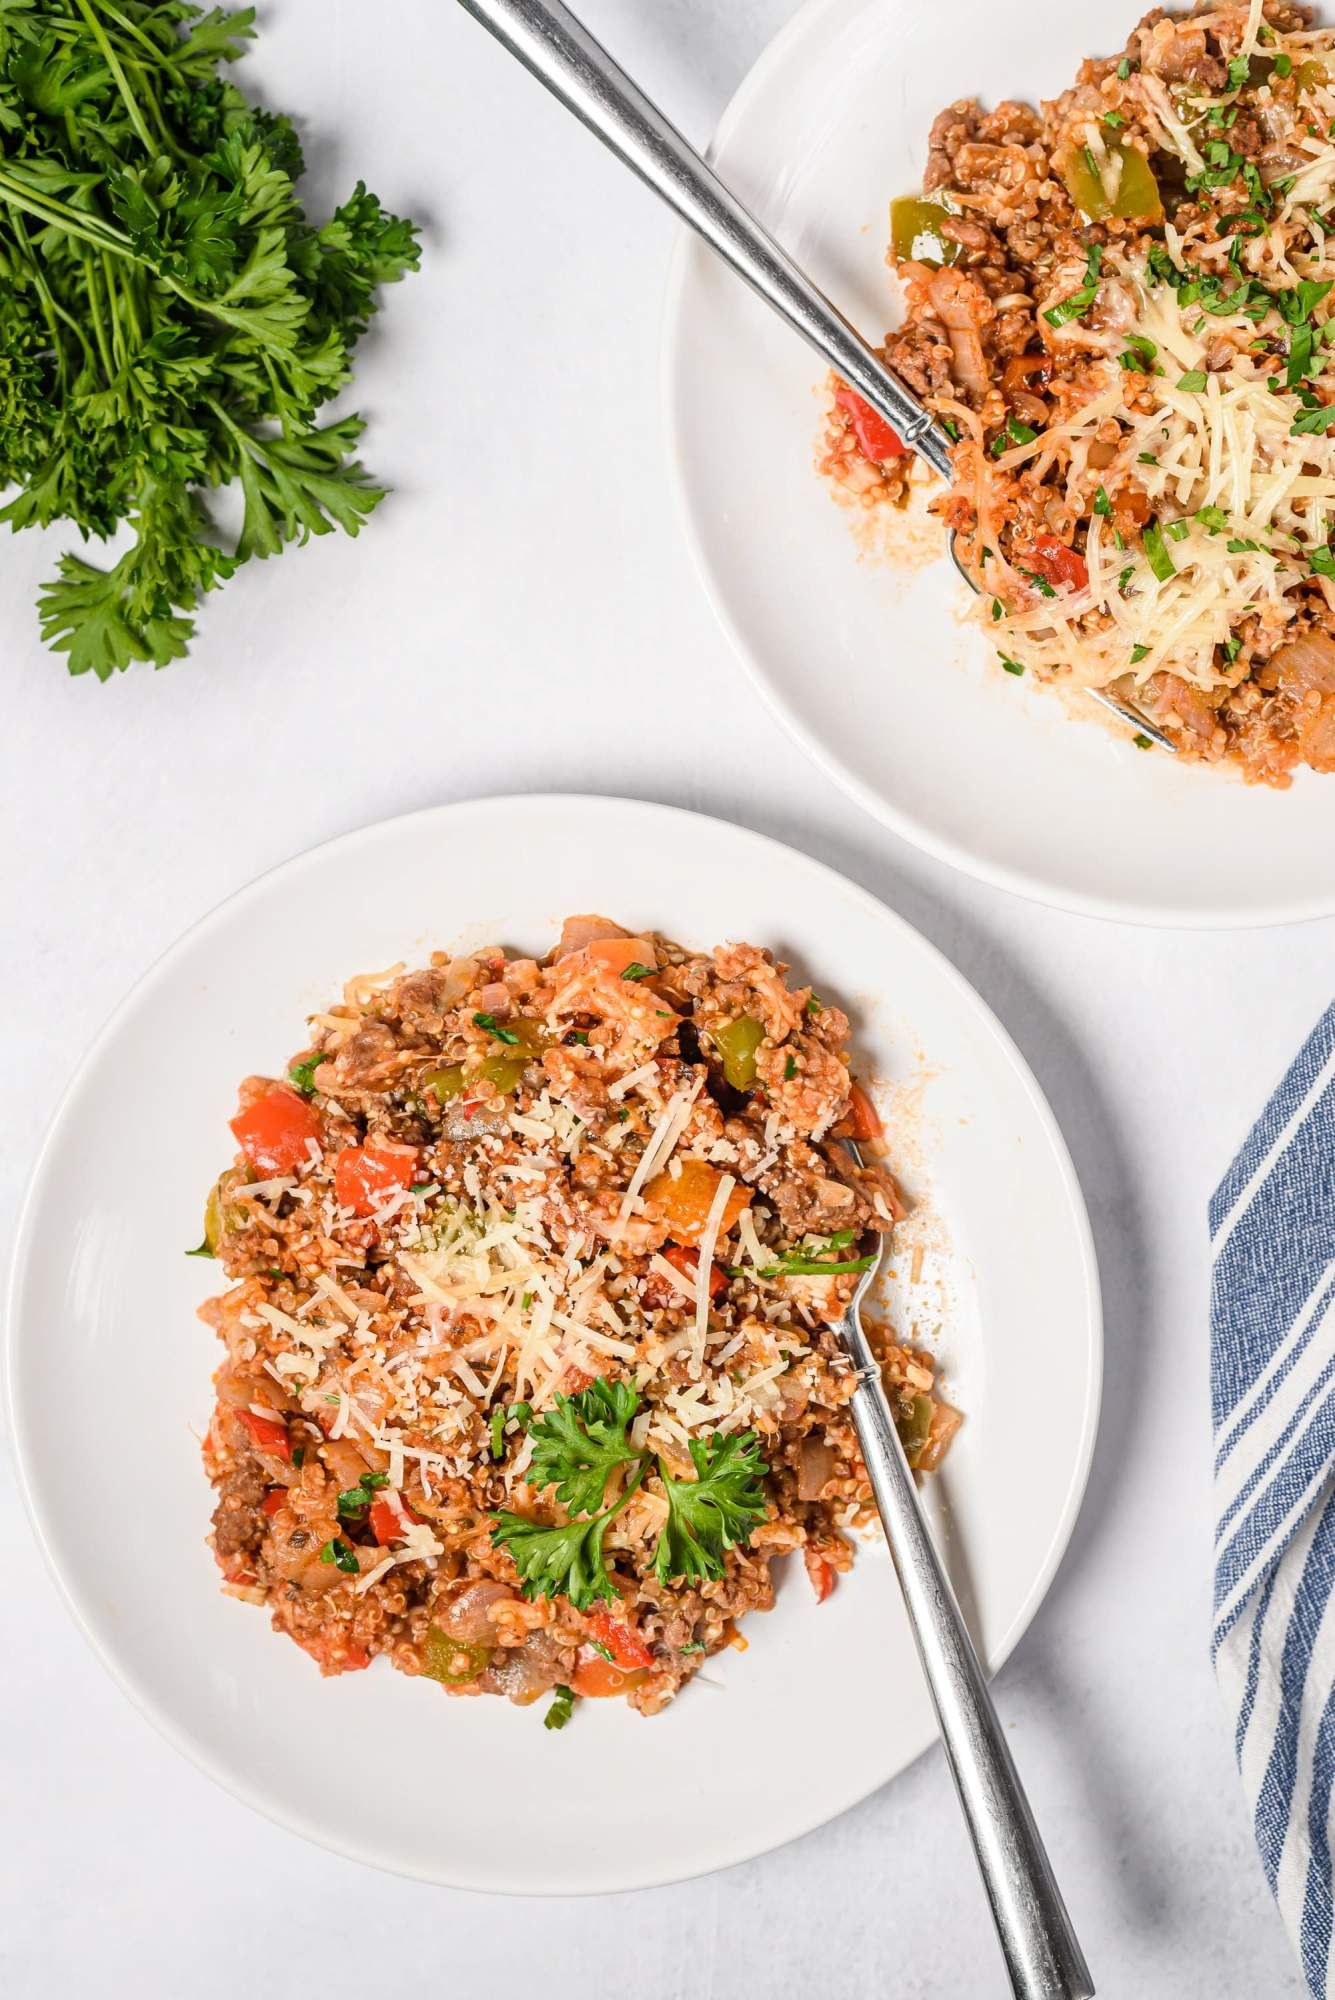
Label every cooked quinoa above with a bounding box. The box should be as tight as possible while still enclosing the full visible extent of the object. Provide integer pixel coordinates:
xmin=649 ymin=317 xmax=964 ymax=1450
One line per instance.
xmin=823 ymin=0 xmax=1335 ymax=783
xmin=200 ymin=915 xmax=959 ymax=1719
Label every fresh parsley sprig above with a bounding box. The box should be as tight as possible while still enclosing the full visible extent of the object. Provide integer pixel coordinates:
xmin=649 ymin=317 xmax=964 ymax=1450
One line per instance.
xmin=526 ymin=1378 xmax=642 ymax=1516
xmin=489 ymin=1382 xmax=769 ymax=1608
xmin=490 ymin=1465 xmax=645 ymax=1612
xmin=0 ymin=0 xmax=419 ymax=675
xmin=653 ymin=1431 xmax=770 ymax=1585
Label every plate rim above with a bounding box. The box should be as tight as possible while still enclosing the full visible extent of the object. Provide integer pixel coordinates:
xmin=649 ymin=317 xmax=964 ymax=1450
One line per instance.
xmin=659 ymin=0 xmax=1335 ymax=933
xmin=6 ymin=791 xmax=1103 ymax=1891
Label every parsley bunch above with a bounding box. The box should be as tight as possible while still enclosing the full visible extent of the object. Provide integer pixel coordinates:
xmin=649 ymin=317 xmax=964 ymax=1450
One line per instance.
xmin=0 ymin=1 xmax=419 ymax=676
xmin=490 ymin=1380 xmax=769 ymax=1610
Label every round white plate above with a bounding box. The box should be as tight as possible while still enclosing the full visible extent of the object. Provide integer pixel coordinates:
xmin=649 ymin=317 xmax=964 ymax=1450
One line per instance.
xmin=8 ymin=795 xmax=1099 ymax=1891
xmin=664 ymin=0 xmax=1335 ymax=928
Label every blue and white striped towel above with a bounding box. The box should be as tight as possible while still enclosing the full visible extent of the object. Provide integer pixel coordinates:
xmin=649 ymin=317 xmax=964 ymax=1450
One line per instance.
xmin=1211 ymin=1002 xmax=1335 ymax=1997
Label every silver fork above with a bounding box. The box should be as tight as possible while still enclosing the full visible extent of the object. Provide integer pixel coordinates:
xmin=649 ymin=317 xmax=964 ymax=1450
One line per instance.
xmin=458 ymin=0 xmax=1174 ymax=754
xmin=839 ymin=1141 xmax=1093 ymax=1999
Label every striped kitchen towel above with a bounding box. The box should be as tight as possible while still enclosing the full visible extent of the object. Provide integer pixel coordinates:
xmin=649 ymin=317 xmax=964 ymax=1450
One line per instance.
xmin=1211 ymin=1001 xmax=1335 ymax=1998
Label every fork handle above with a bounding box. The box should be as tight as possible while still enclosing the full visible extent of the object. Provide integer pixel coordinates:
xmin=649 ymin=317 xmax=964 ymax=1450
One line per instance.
xmin=455 ymin=0 xmax=954 ymax=479
xmin=845 ymin=1330 xmax=1094 ymax=1998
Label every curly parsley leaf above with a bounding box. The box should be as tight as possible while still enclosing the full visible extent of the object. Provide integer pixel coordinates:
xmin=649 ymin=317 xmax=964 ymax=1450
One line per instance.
xmin=491 ymin=1385 xmax=770 ymax=1605
xmin=653 ymin=1431 xmax=769 ymax=1586
xmin=526 ymin=1380 xmax=643 ymax=1517
xmin=490 ymin=1469 xmax=644 ymax=1613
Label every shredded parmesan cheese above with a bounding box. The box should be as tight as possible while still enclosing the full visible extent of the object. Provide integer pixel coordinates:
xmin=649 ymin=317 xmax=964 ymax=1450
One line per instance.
xmin=985 ymin=243 xmax=1335 ymax=691
xmin=690 ymin=1173 xmax=736 ymax=1378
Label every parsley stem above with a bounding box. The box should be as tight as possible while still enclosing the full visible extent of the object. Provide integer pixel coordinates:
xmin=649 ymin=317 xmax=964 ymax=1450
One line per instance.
xmin=96 ymin=0 xmax=176 ymax=65
xmin=9 ymin=213 xmax=87 ymax=382
xmin=0 ymin=164 xmax=283 ymax=358
xmin=0 ymin=167 xmax=133 ymax=258
xmin=80 ymin=251 xmax=117 ymax=384
xmin=72 ymin=0 xmax=156 ymax=155
xmin=101 ymin=250 xmax=128 ymax=369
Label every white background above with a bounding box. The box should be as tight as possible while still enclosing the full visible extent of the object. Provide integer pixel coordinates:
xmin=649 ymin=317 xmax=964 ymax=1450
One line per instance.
xmin=1 ymin=2 xmax=1330 ymax=1993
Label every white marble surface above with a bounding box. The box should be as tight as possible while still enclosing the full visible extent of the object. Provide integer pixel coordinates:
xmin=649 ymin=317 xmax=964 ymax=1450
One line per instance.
xmin=2 ymin=3 xmax=1330 ymax=1993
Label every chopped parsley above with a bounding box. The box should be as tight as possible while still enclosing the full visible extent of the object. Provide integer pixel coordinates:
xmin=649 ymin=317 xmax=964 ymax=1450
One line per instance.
xmin=318 ymin=1538 xmax=361 ymax=1576
xmin=1093 ymin=486 xmax=1113 ymax=517
xmin=336 ymin=1471 xmax=388 ymax=1519
xmin=1142 ymin=520 xmax=1176 ymax=582
xmin=1226 ymin=53 xmax=1251 ymax=90
xmin=1132 ymin=733 xmax=1153 ymax=749
xmin=1120 ymin=334 xmax=1157 ymax=373
xmin=1196 ymin=505 xmax=1229 ymax=533
xmin=1177 ymin=370 xmax=1207 ymax=393
xmin=544 ymin=1685 xmax=576 ymax=1731
xmin=620 ymin=962 xmax=653 ymax=981
xmin=1310 ymin=546 xmax=1335 ymax=577
xmin=783 ymin=1054 xmax=797 ymax=1080
xmin=1295 ymin=400 xmax=1335 ymax=436
xmin=990 ymin=413 xmax=1037 ymax=457
xmin=1130 ymin=643 xmax=1152 ymax=665
xmin=1274 ymin=52 xmax=1293 ymax=78
xmin=288 ymin=1052 xmax=325 ymax=1097
xmin=473 ymin=1011 xmax=519 ymax=1044
xmin=753 ymin=1229 xmax=877 ymax=1279
xmin=999 ymin=655 xmax=1025 ymax=675
xmin=1117 ymin=56 xmax=1132 ymax=80
xmin=1117 ymin=564 xmax=1134 ymax=594
xmin=1044 ymin=243 xmax=1102 ymax=328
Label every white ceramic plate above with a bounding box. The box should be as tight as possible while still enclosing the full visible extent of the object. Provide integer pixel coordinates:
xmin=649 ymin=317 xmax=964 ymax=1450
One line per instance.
xmin=664 ymin=0 xmax=1335 ymax=928
xmin=8 ymin=795 xmax=1099 ymax=1891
